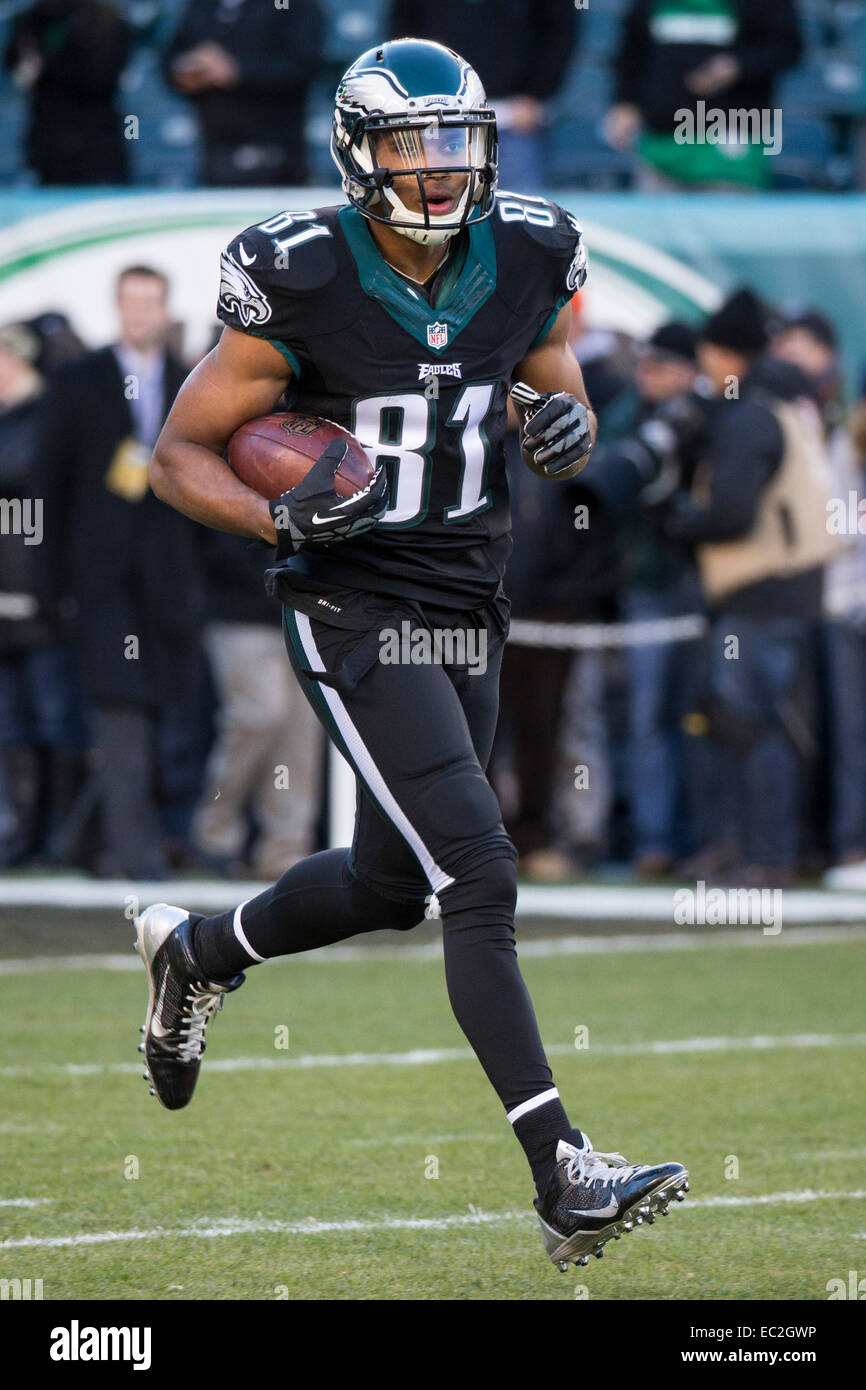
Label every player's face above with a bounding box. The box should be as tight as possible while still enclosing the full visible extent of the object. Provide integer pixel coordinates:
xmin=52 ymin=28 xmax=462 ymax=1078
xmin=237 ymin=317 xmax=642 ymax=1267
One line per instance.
xmin=116 ymin=275 xmax=170 ymax=353
xmin=373 ymin=123 xmax=471 ymax=217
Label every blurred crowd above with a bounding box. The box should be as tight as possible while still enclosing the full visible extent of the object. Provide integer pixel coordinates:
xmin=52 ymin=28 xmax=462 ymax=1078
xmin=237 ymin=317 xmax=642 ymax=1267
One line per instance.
xmin=2 ymin=272 xmax=866 ymax=885
xmin=1 ymin=0 xmax=864 ymax=191
xmin=0 ymin=272 xmax=324 ymax=881
xmin=2 ymin=0 xmax=866 ymax=885
xmin=495 ymin=290 xmax=866 ymax=885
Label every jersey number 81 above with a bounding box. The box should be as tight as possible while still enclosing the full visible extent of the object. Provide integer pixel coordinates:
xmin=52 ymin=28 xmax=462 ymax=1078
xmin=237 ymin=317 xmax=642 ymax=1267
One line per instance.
xmin=353 ymin=383 xmax=497 ymax=528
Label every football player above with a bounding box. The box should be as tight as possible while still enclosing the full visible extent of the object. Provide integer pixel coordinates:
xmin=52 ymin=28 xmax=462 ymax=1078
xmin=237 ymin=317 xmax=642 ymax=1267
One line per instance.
xmin=140 ymin=38 xmax=688 ymax=1272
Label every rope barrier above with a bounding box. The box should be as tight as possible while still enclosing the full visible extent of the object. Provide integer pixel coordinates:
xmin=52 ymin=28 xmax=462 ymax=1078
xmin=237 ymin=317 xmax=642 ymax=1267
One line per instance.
xmin=507 ymin=613 xmax=707 ymax=650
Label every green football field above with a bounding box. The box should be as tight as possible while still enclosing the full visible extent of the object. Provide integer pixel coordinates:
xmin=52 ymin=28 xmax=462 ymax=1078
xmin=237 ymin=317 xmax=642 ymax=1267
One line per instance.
xmin=1 ymin=918 xmax=864 ymax=1301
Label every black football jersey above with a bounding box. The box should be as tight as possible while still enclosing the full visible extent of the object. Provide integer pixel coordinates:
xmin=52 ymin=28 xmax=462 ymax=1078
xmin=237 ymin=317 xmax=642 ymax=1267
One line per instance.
xmin=216 ymin=193 xmax=587 ymax=608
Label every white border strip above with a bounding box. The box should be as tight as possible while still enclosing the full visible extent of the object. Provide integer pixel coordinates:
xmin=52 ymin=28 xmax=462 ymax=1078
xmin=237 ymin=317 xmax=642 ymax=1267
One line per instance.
xmin=2 ymin=1032 xmax=863 ymax=1080
xmin=2 ymin=1189 xmax=864 ymax=1252
xmin=293 ymin=612 xmax=455 ymax=894
xmin=3 ymin=876 xmax=866 ymax=919
xmin=2 ymin=924 xmax=865 ymax=975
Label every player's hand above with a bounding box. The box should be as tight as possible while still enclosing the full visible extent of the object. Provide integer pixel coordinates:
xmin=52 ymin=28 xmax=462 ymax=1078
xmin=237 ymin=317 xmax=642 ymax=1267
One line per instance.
xmin=511 ymin=382 xmax=593 ymax=477
xmin=269 ymin=439 xmax=389 ymax=560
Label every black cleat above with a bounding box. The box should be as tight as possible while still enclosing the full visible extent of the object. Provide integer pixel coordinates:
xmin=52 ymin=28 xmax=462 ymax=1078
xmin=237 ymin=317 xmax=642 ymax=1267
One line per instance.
xmin=135 ymin=904 xmax=244 ymax=1111
xmin=535 ymin=1135 xmax=689 ymax=1270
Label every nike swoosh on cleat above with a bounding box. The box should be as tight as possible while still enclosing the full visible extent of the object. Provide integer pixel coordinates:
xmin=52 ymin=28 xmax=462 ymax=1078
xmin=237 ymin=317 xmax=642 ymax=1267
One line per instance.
xmin=566 ymin=1198 xmax=619 ymax=1218
xmin=150 ymin=973 xmax=171 ymax=1038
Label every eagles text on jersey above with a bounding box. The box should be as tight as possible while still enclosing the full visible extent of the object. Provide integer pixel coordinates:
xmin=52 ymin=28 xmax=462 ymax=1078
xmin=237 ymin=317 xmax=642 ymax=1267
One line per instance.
xmin=217 ymin=192 xmax=587 ymax=608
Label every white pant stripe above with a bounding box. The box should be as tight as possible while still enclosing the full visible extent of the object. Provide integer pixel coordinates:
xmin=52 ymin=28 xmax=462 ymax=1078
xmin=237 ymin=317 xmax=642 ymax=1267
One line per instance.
xmin=233 ymin=900 xmax=265 ymax=963
xmin=294 ymin=612 xmax=455 ymax=894
xmin=506 ymin=1087 xmax=560 ymax=1125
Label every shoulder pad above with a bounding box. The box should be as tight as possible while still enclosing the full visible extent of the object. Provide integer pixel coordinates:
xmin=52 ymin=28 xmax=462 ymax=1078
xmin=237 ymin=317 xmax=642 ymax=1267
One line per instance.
xmin=217 ymin=208 xmax=341 ymax=333
xmin=494 ymin=192 xmax=587 ymax=295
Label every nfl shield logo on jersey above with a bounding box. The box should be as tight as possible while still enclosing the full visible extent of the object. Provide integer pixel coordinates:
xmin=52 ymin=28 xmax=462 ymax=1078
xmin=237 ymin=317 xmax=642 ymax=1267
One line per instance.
xmin=427 ymin=321 xmax=449 ymax=349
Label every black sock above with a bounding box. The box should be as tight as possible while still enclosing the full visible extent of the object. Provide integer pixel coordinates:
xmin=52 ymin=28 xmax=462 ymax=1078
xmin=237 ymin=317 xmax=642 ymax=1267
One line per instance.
xmin=191 ymin=907 xmax=258 ymax=982
xmin=510 ymin=1093 xmax=584 ymax=1198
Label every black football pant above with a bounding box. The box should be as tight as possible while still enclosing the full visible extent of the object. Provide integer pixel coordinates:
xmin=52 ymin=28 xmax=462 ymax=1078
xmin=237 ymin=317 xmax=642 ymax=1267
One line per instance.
xmin=234 ymin=596 xmax=557 ymax=1114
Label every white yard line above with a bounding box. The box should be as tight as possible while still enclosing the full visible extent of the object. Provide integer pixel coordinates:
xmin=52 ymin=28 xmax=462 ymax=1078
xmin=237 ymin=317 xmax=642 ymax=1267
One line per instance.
xmin=1 ymin=1031 xmax=864 ymax=1080
xmin=0 ymin=1197 xmax=52 ymax=1208
xmin=2 ymin=876 xmax=866 ymax=920
xmin=1 ymin=1190 xmax=864 ymax=1252
xmin=2 ymin=924 xmax=865 ymax=976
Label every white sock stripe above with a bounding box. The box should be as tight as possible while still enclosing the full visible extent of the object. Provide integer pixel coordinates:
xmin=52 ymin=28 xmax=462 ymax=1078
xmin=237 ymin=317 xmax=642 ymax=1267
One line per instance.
xmin=506 ymin=1087 xmax=560 ymax=1126
xmin=232 ymin=900 xmax=264 ymax=963
xmin=293 ymin=612 xmax=455 ymax=895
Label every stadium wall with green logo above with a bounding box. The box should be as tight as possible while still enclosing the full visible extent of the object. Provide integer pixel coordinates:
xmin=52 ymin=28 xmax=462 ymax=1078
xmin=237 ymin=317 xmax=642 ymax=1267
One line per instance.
xmin=0 ymin=191 xmax=863 ymax=391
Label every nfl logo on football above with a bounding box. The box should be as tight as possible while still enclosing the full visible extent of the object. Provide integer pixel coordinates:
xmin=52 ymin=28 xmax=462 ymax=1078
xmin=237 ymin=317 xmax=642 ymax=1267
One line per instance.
xmin=427 ymin=321 xmax=448 ymax=349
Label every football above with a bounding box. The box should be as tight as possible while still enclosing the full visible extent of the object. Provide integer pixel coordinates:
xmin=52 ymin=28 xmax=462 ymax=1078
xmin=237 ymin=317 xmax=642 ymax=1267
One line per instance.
xmin=227 ymin=411 xmax=374 ymax=500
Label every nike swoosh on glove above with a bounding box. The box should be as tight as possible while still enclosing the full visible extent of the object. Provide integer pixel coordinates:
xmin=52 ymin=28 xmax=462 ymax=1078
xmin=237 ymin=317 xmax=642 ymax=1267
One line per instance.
xmin=269 ymin=439 xmax=389 ymax=560
xmin=518 ymin=389 xmax=593 ymax=477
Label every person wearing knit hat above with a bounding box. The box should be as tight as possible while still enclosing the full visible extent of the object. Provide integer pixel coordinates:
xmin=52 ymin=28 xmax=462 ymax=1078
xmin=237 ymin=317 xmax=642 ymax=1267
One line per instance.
xmin=702 ymin=288 xmax=769 ymax=350
xmin=646 ymin=321 xmax=699 ymax=364
xmin=636 ymin=320 xmax=700 ymax=412
xmin=698 ymin=287 xmax=770 ymax=400
xmin=665 ymin=285 xmax=835 ymax=885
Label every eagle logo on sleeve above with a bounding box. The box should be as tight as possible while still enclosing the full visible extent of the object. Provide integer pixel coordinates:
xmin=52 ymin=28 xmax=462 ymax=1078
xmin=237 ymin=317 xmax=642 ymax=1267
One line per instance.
xmin=218 ymin=250 xmax=273 ymax=328
xmin=564 ymin=215 xmax=588 ymax=294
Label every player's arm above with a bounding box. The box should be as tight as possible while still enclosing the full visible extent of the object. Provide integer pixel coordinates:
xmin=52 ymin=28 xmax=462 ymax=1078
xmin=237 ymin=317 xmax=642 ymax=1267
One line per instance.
xmin=510 ymin=303 xmax=597 ymax=482
xmin=150 ymin=326 xmax=292 ymax=545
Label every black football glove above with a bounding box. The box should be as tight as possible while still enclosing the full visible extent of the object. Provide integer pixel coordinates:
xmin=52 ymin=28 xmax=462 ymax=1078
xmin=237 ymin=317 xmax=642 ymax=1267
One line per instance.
xmin=269 ymin=439 xmax=389 ymax=561
xmin=511 ymin=381 xmax=593 ymax=477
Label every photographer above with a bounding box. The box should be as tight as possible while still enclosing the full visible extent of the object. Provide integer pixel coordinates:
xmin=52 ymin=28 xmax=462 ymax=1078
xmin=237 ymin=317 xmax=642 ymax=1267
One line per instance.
xmin=663 ymin=290 xmax=837 ymax=884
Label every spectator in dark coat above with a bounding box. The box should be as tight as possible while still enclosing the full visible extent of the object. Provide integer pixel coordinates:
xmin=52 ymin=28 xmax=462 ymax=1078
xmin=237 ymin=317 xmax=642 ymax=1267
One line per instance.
xmin=665 ymin=290 xmax=835 ymax=882
xmin=0 ymin=324 xmax=86 ymax=866
xmin=605 ymin=0 xmax=801 ymax=190
xmin=37 ymin=268 xmax=203 ymax=879
xmin=4 ymin=0 xmax=131 ymax=185
xmin=387 ymin=0 xmax=577 ymax=190
xmin=165 ymin=0 xmax=325 ymax=186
